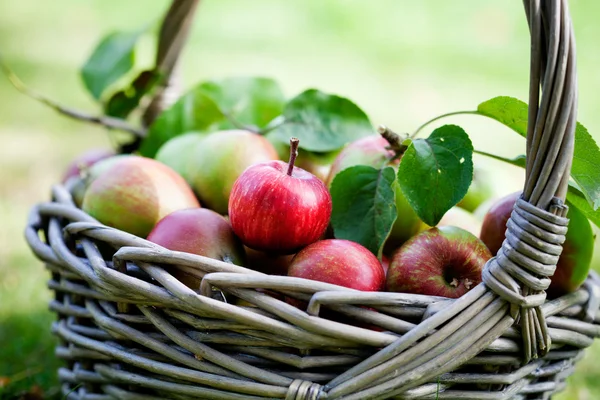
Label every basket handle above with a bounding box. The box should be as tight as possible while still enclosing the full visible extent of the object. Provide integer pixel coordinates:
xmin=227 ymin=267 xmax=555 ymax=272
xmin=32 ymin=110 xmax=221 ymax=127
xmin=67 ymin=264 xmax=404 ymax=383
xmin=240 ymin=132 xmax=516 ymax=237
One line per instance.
xmin=482 ymin=0 xmax=577 ymax=363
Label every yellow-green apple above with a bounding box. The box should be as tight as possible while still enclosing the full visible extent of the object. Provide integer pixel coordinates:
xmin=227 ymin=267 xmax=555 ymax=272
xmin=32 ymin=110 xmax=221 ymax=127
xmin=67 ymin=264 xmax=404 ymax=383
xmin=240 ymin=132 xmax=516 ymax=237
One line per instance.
xmin=480 ymin=191 xmax=595 ymax=297
xmin=62 ymin=148 xmax=114 ymax=183
xmin=155 ymin=132 xmax=203 ymax=185
xmin=68 ymin=154 xmax=132 ymax=207
xmin=189 ymin=129 xmax=279 ymax=214
xmin=419 ymin=206 xmax=482 ymax=237
xmin=82 ymin=156 xmax=199 ymax=237
xmin=147 ymin=208 xmax=245 ymax=289
xmin=326 ymin=135 xmax=422 ymax=248
xmin=228 ymin=138 xmax=331 ymax=254
xmin=288 ymin=239 xmax=385 ymax=291
xmin=457 ymin=167 xmax=494 ymax=212
xmin=269 ymin=137 xmax=339 ymax=183
xmin=386 ymin=226 xmax=491 ymax=298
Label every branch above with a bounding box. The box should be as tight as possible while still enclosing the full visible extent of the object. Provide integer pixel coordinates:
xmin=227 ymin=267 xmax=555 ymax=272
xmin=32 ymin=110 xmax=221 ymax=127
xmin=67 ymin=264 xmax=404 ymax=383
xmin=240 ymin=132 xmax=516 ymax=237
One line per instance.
xmin=0 ymin=56 xmax=146 ymax=138
xmin=142 ymin=0 xmax=201 ymax=127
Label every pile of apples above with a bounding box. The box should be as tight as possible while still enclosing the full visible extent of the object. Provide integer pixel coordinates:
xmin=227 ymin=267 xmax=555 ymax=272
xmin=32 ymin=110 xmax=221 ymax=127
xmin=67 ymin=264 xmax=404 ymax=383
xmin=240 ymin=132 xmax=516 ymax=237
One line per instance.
xmin=63 ymin=128 xmax=594 ymax=308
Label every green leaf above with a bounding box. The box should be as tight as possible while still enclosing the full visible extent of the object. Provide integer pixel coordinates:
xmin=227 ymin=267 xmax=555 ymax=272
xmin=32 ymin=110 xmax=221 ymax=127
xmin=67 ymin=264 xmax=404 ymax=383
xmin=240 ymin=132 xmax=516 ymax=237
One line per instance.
xmin=81 ymin=31 xmax=142 ymax=100
xmin=273 ymin=89 xmax=373 ymax=152
xmin=477 ymin=96 xmax=528 ymax=137
xmin=198 ymin=77 xmax=285 ymax=130
xmin=476 ymin=95 xmax=600 ymax=211
xmin=105 ymin=70 xmax=161 ymax=119
xmin=139 ymin=77 xmax=286 ymax=158
xmin=571 ymin=123 xmax=600 ymax=210
xmin=330 ymin=166 xmax=397 ymax=258
xmin=139 ymin=90 xmax=223 ymax=157
xmin=398 ymin=125 xmax=474 ymax=226
xmin=567 ymin=185 xmax=600 ymax=228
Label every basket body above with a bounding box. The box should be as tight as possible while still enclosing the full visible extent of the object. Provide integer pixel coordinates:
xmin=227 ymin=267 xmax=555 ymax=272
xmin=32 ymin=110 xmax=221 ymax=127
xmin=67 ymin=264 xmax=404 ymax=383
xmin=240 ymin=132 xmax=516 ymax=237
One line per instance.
xmin=27 ymin=193 xmax=600 ymax=400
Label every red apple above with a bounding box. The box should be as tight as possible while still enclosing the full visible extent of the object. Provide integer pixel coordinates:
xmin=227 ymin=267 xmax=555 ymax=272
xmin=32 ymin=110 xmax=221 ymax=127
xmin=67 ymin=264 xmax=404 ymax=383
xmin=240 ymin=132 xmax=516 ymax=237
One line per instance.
xmin=62 ymin=148 xmax=114 ymax=183
xmin=228 ymin=138 xmax=332 ymax=254
xmin=326 ymin=134 xmax=422 ymax=247
xmin=480 ymin=191 xmax=595 ymax=297
xmin=381 ymin=254 xmax=390 ymax=276
xmin=244 ymin=246 xmax=294 ymax=275
xmin=189 ymin=129 xmax=279 ymax=214
xmin=288 ymin=239 xmax=385 ymax=291
xmin=386 ymin=226 xmax=491 ymax=298
xmin=147 ymin=208 xmax=245 ymax=289
xmin=82 ymin=156 xmax=200 ymax=237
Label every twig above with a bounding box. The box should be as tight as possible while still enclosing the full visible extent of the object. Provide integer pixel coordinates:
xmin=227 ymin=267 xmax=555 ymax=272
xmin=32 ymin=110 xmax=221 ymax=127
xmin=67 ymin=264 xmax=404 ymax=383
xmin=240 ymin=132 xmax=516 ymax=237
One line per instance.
xmin=0 ymin=56 xmax=146 ymax=138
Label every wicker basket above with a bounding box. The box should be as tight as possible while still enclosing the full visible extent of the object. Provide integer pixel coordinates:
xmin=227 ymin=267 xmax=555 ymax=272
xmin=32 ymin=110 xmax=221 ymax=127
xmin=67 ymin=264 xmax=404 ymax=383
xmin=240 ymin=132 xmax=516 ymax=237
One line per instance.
xmin=25 ymin=1 xmax=600 ymax=399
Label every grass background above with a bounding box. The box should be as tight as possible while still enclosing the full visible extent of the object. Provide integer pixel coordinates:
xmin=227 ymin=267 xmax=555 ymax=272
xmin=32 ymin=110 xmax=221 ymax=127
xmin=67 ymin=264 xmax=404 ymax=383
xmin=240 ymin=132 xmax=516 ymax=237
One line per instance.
xmin=1 ymin=0 xmax=600 ymax=398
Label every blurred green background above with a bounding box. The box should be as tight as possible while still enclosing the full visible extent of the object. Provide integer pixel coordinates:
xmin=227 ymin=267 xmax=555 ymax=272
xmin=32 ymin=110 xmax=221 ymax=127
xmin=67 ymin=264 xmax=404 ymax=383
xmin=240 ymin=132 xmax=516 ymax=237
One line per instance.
xmin=1 ymin=0 xmax=600 ymax=398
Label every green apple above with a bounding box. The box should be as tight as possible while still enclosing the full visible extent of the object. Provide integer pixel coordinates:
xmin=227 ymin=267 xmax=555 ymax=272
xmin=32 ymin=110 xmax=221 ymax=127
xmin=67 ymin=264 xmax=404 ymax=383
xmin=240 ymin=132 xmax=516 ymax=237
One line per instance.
xmin=458 ymin=167 xmax=495 ymax=212
xmin=188 ymin=130 xmax=279 ymax=214
xmin=155 ymin=132 xmax=203 ymax=185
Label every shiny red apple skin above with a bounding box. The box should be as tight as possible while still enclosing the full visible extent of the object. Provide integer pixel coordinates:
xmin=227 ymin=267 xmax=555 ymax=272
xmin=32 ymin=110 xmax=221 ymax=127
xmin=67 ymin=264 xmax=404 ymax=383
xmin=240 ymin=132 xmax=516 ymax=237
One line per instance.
xmin=228 ymin=160 xmax=332 ymax=254
xmin=480 ymin=191 xmax=594 ymax=297
xmin=479 ymin=191 xmax=521 ymax=255
xmin=386 ymin=226 xmax=491 ymax=298
xmin=62 ymin=148 xmax=114 ymax=183
xmin=288 ymin=239 xmax=385 ymax=291
xmin=147 ymin=208 xmax=245 ymax=265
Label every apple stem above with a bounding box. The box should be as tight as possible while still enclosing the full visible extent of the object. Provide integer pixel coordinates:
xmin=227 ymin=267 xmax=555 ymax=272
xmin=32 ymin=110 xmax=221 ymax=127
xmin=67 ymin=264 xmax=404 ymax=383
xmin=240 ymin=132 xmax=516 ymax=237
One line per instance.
xmin=378 ymin=125 xmax=408 ymax=159
xmin=287 ymin=137 xmax=300 ymax=176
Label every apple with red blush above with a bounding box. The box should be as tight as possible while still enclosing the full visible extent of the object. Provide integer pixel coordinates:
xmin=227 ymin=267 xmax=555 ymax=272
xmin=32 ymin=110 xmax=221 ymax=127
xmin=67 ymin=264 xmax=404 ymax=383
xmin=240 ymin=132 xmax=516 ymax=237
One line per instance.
xmin=386 ymin=226 xmax=491 ymax=298
xmin=228 ymin=138 xmax=332 ymax=254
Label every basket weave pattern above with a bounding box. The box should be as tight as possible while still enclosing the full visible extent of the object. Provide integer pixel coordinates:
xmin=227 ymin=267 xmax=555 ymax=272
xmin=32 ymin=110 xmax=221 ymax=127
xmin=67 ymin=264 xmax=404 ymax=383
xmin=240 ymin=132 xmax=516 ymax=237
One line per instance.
xmin=25 ymin=1 xmax=600 ymax=399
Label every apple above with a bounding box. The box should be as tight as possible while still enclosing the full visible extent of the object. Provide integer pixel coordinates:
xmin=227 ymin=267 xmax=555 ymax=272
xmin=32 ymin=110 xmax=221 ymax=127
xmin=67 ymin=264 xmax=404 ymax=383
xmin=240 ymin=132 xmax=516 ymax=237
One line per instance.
xmin=479 ymin=191 xmax=595 ymax=297
xmin=419 ymin=206 xmax=482 ymax=237
xmin=326 ymin=134 xmax=422 ymax=247
xmin=147 ymin=208 xmax=245 ymax=289
xmin=478 ymin=191 xmax=521 ymax=255
xmin=155 ymin=132 xmax=203 ymax=185
xmin=62 ymin=148 xmax=114 ymax=183
xmin=228 ymin=138 xmax=332 ymax=254
xmin=68 ymin=154 xmax=133 ymax=207
xmin=244 ymin=246 xmax=294 ymax=276
xmin=457 ymin=167 xmax=495 ymax=212
xmin=82 ymin=156 xmax=200 ymax=237
xmin=268 ymin=137 xmax=339 ymax=183
xmin=386 ymin=226 xmax=491 ymax=298
xmin=287 ymin=239 xmax=385 ymax=291
xmin=189 ymin=129 xmax=279 ymax=214
xmin=381 ymin=254 xmax=390 ymax=276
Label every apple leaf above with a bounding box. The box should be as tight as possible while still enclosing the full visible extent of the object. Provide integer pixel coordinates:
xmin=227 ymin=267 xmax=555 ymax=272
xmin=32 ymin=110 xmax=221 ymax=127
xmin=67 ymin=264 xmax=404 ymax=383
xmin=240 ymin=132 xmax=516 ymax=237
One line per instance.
xmin=199 ymin=77 xmax=285 ymax=131
xmin=476 ymin=96 xmax=600 ymax=211
xmin=81 ymin=31 xmax=142 ymax=100
xmin=104 ymin=70 xmax=161 ymax=119
xmin=139 ymin=77 xmax=286 ymax=158
xmin=477 ymin=96 xmax=528 ymax=137
xmin=398 ymin=125 xmax=474 ymax=226
xmin=330 ymin=166 xmax=397 ymax=258
xmin=571 ymin=123 xmax=600 ymax=211
xmin=139 ymin=90 xmax=223 ymax=157
xmin=567 ymin=185 xmax=600 ymax=229
xmin=272 ymin=89 xmax=373 ymax=152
